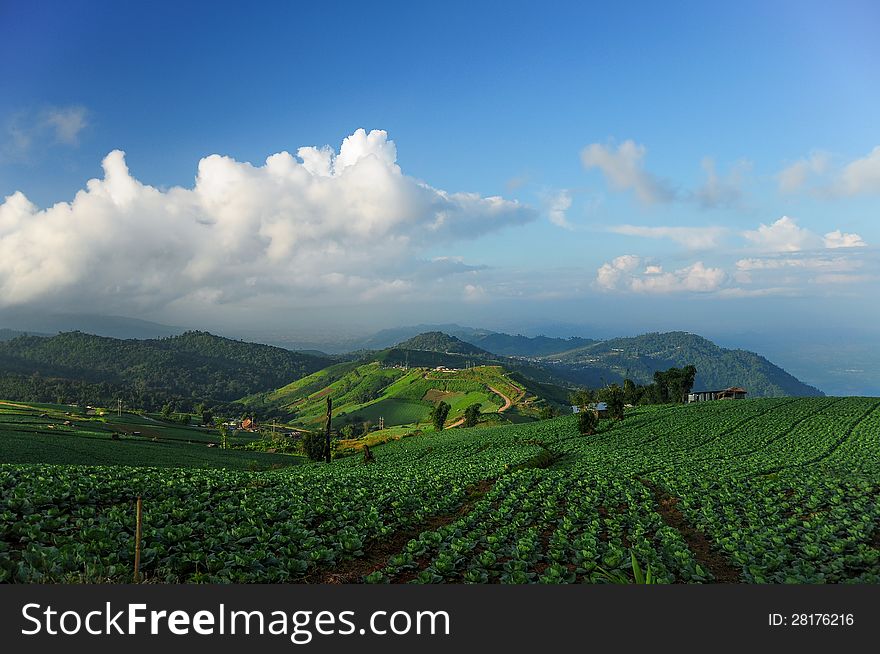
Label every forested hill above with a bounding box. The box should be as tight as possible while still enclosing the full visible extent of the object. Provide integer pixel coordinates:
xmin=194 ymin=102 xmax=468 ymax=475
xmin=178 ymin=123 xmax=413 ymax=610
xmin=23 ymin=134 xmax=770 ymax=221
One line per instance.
xmin=0 ymin=331 xmax=332 ymax=411
xmin=545 ymin=331 xmax=824 ymax=398
xmin=394 ymin=332 xmax=490 ymax=356
xmin=462 ymin=332 xmax=597 ymax=357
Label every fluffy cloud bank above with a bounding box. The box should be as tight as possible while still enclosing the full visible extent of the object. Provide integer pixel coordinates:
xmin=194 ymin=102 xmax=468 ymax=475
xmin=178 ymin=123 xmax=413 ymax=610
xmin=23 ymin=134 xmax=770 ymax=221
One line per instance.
xmin=597 ymin=215 xmax=870 ymax=296
xmin=0 ymin=129 xmax=533 ymax=312
xmin=742 ymin=216 xmax=866 ymax=252
xmin=595 ymin=255 xmax=725 ymax=294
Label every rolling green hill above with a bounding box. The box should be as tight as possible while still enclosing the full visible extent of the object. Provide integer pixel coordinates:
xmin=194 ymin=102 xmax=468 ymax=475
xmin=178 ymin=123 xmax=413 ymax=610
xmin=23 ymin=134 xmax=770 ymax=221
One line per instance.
xmin=0 ymin=331 xmax=332 ymax=411
xmin=244 ymin=358 xmax=571 ymax=429
xmin=543 ymin=331 xmax=823 ymax=397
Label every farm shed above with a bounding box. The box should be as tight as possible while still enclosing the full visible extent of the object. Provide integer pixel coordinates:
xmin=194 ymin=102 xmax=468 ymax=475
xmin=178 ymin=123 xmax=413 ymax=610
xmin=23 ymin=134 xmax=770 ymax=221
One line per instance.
xmin=572 ymin=402 xmax=608 ymax=418
xmin=687 ymin=387 xmax=748 ymax=403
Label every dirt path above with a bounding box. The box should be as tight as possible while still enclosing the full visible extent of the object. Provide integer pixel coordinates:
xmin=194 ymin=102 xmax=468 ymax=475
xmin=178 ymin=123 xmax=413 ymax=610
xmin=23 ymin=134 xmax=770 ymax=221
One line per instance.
xmin=309 ymin=478 xmax=496 ymax=583
xmin=488 ymin=386 xmax=513 ymax=413
xmin=0 ymin=401 xmax=38 ymax=409
xmin=443 ymin=386 xmax=514 ymax=430
xmin=640 ymin=479 xmax=741 ymax=583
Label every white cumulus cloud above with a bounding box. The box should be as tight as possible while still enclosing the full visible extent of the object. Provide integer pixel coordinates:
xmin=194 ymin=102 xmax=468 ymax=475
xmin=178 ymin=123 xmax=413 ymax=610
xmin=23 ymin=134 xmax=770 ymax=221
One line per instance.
xmin=823 ymin=229 xmax=867 ymax=249
xmin=0 ymin=129 xmax=534 ymax=313
xmin=742 ymin=216 xmax=867 ymax=252
xmin=595 ymin=255 xmax=725 ymax=294
xmin=742 ymin=216 xmax=823 ymax=252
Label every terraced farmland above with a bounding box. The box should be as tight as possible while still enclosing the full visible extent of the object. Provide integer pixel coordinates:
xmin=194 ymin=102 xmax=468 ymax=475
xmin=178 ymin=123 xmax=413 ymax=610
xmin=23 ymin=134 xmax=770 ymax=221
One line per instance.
xmin=247 ymin=362 xmax=541 ymax=429
xmin=1 ymin=398 xmax=877 ymax=583
xmin=0 ymin=401 xmax=302 ymax=471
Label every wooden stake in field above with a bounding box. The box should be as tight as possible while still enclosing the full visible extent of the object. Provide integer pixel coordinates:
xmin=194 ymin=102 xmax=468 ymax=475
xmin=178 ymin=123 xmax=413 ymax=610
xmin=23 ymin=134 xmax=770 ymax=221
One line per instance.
xmin=324 ymin=396 xmax=332 ymax=464
xmin=133 ymin=496 xmax=143 ymax=583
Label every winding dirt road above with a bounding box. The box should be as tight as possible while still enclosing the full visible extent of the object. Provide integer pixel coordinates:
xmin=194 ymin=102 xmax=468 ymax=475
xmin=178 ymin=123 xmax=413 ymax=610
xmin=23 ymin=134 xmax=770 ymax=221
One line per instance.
xmin=445 ymin=385 xmax=514 ymax=429
xmin=488 ymin=386 xmax=514 ymax=413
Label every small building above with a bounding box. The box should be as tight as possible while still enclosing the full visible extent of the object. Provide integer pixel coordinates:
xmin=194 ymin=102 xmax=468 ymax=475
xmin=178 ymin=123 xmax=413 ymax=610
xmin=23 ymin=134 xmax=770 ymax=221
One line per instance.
xmin=572 ymin=402 xmax=608 ymax=418
xmin=240 ymin=417 xmax=257 ymax=431
xmin=687 ymin=387 xmax=748 ymax=403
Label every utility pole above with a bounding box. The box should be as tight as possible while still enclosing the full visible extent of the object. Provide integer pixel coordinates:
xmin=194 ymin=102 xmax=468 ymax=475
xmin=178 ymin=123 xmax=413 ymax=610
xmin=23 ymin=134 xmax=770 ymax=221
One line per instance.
xmin=378 ymin=416 xmax=384 ymax=430
xmin=117 ymin=398 xmax=122 ymax=417
xmin=323 ymin=396 xmax=332 ymax=464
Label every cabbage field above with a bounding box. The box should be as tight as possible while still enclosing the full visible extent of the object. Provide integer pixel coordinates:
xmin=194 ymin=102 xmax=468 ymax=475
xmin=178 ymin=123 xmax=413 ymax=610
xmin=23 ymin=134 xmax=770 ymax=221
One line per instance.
xmin=1 ymin=397 xmax=878 ymax=583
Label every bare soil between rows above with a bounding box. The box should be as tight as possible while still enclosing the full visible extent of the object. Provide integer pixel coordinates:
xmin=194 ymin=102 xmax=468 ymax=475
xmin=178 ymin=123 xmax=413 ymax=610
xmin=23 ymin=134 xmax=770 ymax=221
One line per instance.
xmin=307 ymin=478 xmax=496 ymax=584
xmin=641 ymin=478 xmax=741 ymax=583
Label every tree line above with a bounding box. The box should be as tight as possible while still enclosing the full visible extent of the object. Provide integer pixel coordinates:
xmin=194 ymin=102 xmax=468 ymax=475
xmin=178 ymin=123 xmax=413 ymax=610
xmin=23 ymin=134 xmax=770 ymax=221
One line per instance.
xmin=571 ymin=365 xmax=698 ymax=435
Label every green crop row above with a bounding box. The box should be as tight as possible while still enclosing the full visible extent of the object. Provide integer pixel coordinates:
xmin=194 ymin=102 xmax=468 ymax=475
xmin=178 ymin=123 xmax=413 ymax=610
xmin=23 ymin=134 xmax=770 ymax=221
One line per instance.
xmin=1 ymin=398 xmax=877 ymax=583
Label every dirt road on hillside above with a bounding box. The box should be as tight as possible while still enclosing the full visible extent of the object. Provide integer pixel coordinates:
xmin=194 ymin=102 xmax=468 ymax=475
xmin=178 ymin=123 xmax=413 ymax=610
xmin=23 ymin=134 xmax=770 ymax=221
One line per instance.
xmin=488 ymin=386 xmax=513 ymax=413
xmin=443 ymin=386 xmax=513 ymax=430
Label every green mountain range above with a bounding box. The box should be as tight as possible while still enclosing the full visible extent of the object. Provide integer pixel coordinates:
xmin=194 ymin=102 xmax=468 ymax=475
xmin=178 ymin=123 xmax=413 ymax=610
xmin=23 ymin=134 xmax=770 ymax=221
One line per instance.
xmin=0 ymin=327 xmax=824 ymax=421
xmin=536 ymin=331 xmax=823 ymax=397
xmin=0 ymin=330 xmax=331 ymax=411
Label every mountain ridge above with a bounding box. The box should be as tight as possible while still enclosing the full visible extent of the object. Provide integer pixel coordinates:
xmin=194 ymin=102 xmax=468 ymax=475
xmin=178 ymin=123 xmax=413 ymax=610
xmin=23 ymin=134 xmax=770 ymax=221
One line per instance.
xmin=0 ymin=330 xmax=332 ymax=410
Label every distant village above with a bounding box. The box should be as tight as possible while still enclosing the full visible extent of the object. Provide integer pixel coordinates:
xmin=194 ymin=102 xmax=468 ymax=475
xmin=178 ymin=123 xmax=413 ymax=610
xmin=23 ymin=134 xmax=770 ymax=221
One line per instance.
xmin=222 ymin=417 xmax=305 ymax=439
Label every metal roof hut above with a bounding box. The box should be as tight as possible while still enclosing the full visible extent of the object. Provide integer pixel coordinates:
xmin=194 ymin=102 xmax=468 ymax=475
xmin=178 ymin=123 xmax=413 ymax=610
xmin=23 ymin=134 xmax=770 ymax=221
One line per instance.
xmin=687 ymin=387 xmax=748 ymax=402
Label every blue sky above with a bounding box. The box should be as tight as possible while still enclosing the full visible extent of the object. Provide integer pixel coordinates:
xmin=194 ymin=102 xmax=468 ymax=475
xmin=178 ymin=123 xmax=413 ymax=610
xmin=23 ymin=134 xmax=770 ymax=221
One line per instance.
xmin=0 ymin=0 xmax=878 ymax=355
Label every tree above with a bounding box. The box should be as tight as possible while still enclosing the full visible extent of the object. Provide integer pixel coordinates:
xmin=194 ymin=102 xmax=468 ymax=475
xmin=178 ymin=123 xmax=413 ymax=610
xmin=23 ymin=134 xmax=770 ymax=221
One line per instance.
xmin=672 ymin=365 xmax=697 ymax=403
xmin=302 ymin=430 xmax=326 ymax=461
xmin=463 ymin=403 xmax=482 ymax=428
xmin=569 ymin=389 xmax=593 ymax=408
xmin=623 ymin=379 xmax=639 ymax=406
xmin=161 ymin=402 xmax=173 ymax=418
xmin=201 ymin=408 xmax=213 ymax=426
xmin=217 ymin=422 xmax=230 ymax=450
xmin=431 ymin=401 xmax=451 ymax=431
xmin=652 ymin=365 xmax=697 ymax=404
xmin=598 ymin=383 xmax=626 ymax=421
xmin=577 ymin=408 xmax=597 ymax=435
xmin=539 ymin=405 xmax=556 ymax=420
